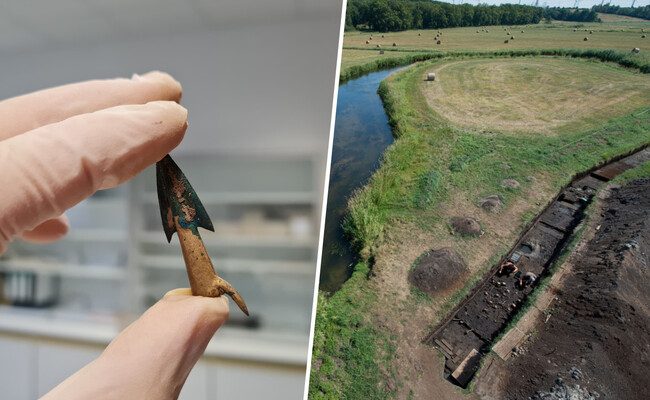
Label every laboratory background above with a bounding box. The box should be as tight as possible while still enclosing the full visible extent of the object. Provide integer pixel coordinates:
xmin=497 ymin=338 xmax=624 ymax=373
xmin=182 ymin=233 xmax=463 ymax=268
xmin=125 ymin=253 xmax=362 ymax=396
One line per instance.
xmin=0 ymin=1 xmax=343 ymax=398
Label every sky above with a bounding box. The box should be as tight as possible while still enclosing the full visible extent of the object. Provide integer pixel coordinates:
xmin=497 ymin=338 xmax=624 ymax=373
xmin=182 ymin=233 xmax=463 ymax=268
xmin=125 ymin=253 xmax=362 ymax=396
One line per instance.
xmin=435 ymin=0 xmax=650 ymax=7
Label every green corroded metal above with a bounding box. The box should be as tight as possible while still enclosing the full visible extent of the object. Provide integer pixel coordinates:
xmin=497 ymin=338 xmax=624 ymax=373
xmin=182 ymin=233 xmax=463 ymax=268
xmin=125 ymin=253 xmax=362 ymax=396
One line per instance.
xmin=156 ymin=155 xmax=214 ymax=242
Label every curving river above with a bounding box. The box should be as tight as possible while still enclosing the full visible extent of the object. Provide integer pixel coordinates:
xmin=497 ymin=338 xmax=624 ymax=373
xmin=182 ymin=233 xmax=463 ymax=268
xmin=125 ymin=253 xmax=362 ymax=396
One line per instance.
xmin=319 ymin=67 xmax=402 ymax=293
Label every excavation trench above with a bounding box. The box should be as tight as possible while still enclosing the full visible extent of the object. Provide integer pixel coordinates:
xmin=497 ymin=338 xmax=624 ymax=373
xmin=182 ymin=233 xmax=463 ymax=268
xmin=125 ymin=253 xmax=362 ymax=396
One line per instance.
xmin=425 ymin=146 xmax=650 ymax=389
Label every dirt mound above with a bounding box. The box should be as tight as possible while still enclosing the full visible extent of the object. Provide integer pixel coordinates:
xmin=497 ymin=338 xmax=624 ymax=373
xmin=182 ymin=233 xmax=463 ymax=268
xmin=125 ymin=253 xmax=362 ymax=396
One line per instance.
xmin=532 ymin=374 xmax=600 ymax=400
xmin=499 ymin=178 xmax=650 ymax=400
xmin=409 ymin=248 xmax=468 ymax=295
xmin=480 ymin=195 xmax=503 ymax=212
xmin=501 ymin=179 xmax=520 ymax=189
xmin=450 ymin=216 xmax=482 ymax=236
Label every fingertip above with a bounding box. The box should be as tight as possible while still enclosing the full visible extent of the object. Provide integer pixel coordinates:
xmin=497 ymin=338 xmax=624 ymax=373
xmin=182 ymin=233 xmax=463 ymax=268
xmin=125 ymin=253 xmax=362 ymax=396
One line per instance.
xmin=134 ymin=71 xmax=183 ymax=102
xmin=164 ymin=288 xmax=193 ymax=297
xmin=20 ymin=215 xmax=70 ymax=243
xmin=147 ymin=100 xmax=188 ymax=132
xmin=194 ymin=295 xmax=230 ymax=325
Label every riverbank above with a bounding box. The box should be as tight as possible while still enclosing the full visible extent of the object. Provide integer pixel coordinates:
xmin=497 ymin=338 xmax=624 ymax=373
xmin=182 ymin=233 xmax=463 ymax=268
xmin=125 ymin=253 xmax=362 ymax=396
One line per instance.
xmin=310 ymin=50 xmax=650 ymax=398
xmin=320 ymin=67 xmax=399 ymax=292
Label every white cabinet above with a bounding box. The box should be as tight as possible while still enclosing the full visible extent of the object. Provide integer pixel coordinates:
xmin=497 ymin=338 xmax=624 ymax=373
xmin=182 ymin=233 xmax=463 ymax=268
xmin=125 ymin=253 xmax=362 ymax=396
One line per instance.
xmin=36 ymin=342 xmax=102 ymax=397
xmin=0 ymin=336 xmax=36 ymax=400
xmin=208 ymin=362 xmax=306 ymax=400
xmin=0 ymin=335 xmax=306 ymax=399
xmin=179 ymin=361 xmax=208 ymax=400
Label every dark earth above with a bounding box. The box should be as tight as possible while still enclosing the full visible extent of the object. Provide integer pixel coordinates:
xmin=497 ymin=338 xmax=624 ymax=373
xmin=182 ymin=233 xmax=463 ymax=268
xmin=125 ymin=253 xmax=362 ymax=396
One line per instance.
xmin=450 ymin=216 xmax=483 ymax=237
xmin=500 ymin=178 xmax=650 ymax=400
xmin=409 ymin=248 xmax=468 ymax=296
xmin=480 ymin=195 xmax=503 ymax=213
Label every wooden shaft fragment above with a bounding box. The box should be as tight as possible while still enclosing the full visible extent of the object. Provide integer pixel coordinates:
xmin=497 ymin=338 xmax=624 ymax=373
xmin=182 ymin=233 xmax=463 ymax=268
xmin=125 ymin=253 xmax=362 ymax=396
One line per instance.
xmin=174 ymin=217 xmax=249 ymax=315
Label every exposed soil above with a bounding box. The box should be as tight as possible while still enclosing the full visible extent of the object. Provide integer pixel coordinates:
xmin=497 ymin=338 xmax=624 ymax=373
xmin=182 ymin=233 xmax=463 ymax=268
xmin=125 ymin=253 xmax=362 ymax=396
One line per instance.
xmin=480 ymin=195 xmax=503 ymax=213
xmin=451 ymin=217 xmax=483 ymax=237
xmin=428 ymin=149 xmax=650 ymax=390
xmin=498 ymin=178 xmax=650 ymax=400
xmin=409 ymin=248 xmax=468 ymax=296
xmin=501 ymin=179 xmax=521 ymax=190
xmin=367 ymin=179 xmax=556 ymax=400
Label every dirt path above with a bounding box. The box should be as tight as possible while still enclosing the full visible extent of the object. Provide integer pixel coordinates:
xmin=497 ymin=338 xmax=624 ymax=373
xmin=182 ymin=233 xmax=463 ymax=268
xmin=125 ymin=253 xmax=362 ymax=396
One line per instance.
xmin=482 ymin=178 xmax=650 ymax=399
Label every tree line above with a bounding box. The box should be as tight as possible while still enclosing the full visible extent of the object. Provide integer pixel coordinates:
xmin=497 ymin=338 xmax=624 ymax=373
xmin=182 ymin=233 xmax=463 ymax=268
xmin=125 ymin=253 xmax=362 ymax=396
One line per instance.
xmin=592 ymin=4 xmax=650 ymax=21
xmin=544 ymin=7 xmax=599 ymax=23
xmin=346 ymin=0 xmax=603 ymax=32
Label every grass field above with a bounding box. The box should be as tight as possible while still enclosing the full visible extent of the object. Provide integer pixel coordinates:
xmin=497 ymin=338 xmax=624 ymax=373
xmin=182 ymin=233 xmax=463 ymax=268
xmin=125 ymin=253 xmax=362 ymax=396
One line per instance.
xmin=346 ymin=57 xmax=650 ymax=258
xmin=597 ymin=12 xmax=649 ymax=23
xmin=345 ymin=20 xmax=648 ymax=53
xmin=311 ymin=15 xmax=650 ymax=400
xmin=421 ymin=57 xmax=650 ymax=134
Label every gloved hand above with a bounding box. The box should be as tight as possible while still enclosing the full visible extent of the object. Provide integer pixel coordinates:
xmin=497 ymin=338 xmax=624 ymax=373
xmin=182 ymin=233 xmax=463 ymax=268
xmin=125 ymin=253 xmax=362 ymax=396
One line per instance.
xmin=43 ymin=289 xmax=229 ymax=400
xmin=0 ymin=71 xmax=185 ymax=251
xmin=0 ymin=72 xmax=229 ymax=399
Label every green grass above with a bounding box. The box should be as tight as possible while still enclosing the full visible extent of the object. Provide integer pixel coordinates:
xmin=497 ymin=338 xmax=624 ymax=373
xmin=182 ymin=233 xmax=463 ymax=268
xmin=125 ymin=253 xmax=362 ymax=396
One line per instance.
xmin=345 ymin=57 xmax=650 ymax=256
xmin=340 ymin=48 xmax=650 ymax=83
xmin=345 ymin=20 xmax=650 ymax=55
xmin=421 ymin=57 xmax=650 ymax=135
xmin=309 ymin=262 xmax=396 ymax=400
xmin=613 ymin=159 xmax=650 ymax=183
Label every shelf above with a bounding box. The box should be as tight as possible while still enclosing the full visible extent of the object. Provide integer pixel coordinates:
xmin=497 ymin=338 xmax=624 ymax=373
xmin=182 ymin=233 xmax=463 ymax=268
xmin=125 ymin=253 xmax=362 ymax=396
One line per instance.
xmin=0 ymin=258 xmax=127 ymax=281
xmin=138 ymin=231 xmax=316 ymax=249
xmin=141 ymin=191 xmax=315 ymax=205
xmin=139 ymin=255 xmax=315 ymax=276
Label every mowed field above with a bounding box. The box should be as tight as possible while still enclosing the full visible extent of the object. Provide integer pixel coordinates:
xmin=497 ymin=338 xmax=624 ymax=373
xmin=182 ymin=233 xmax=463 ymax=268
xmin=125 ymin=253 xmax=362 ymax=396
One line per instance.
xmin=345 ymin=21 xmax=648 ymax=52
xmin=422 ymin=57 xmax=650 ymax=134
xmin=341 ymin=18 xmax=650 ymax=72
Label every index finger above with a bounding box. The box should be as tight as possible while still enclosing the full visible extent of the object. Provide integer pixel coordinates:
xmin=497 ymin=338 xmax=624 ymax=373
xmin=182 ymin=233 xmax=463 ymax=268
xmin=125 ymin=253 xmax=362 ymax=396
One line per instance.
xmin=0 ymin=71 xmax=182 ymax=141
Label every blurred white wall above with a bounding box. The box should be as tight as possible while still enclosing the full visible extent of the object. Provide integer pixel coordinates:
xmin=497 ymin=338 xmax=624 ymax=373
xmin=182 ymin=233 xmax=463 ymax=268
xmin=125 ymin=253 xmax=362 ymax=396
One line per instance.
xmin=0 ymin=2 xmax=342 ymax=156
xmin=0 ymin=1 xmax=343 ymax=399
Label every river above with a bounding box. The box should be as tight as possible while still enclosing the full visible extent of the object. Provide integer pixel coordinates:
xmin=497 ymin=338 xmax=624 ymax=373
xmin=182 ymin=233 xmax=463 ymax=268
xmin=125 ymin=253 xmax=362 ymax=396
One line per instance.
xmin=319 ymin=67 xmax=402 ymax=293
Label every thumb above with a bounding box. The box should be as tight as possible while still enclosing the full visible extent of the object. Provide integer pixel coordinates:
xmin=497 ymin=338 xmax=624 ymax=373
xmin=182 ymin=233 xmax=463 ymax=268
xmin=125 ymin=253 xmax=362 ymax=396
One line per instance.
xmin=42 ymin=291 xmax=229 ymax=400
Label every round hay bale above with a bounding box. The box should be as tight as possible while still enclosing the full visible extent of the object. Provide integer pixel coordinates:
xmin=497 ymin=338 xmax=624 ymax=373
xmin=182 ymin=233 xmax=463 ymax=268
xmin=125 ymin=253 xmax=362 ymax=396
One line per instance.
xmin=369 ymin=36 xmax=372 ymax=40
xmin=583 ymin=37 xmax=589 ymax=41
xmin=392 ymin=42 xmax=397 ymax=47
xmin=480 ymin=195 xmax=503 ymax=213
xmin=642 ymin=34 xmax=647 ymax=38
xmin=504 ymin=39 xmax=509 ymax=44
xmin=486 ymin=29 xmax=489 ymax=33
xmin=379 ymin=50 xmax=385 ymax=54
xmin=418 ymin=33 xmax=421 ymax=36
xmin=632 ymin=47 xmax=640 ymax=54
xmin=365 ymin=40 xmax=370 ymax=44
xmin=376 ymin=44 xmax=381 ymax=48
xmin=511 ymin=35 xmax=515 ymax=40
xmin=501 ymin=178 xmax=520 ymax=189
xmin=477 ymin=30 xmax=480 ymax=33
xmin=409 ymin=248 xmax=468 ymax=296
xmin=589 ymin=30 xmax=593 ymax=34
xmin=450 ymin=217 xmax=482 ymax=237
xmin=426 ymin=72 xmax=436 ymax=81
xmin=437 ymin=40 xmax=441 ymax=45
xmin=573 ymin=28 xmax=577 ymax=32
xmin=521 ymin=30 xmax=525 ymax=33
xmin=381 ymin=34 xmax=385 ymax=38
